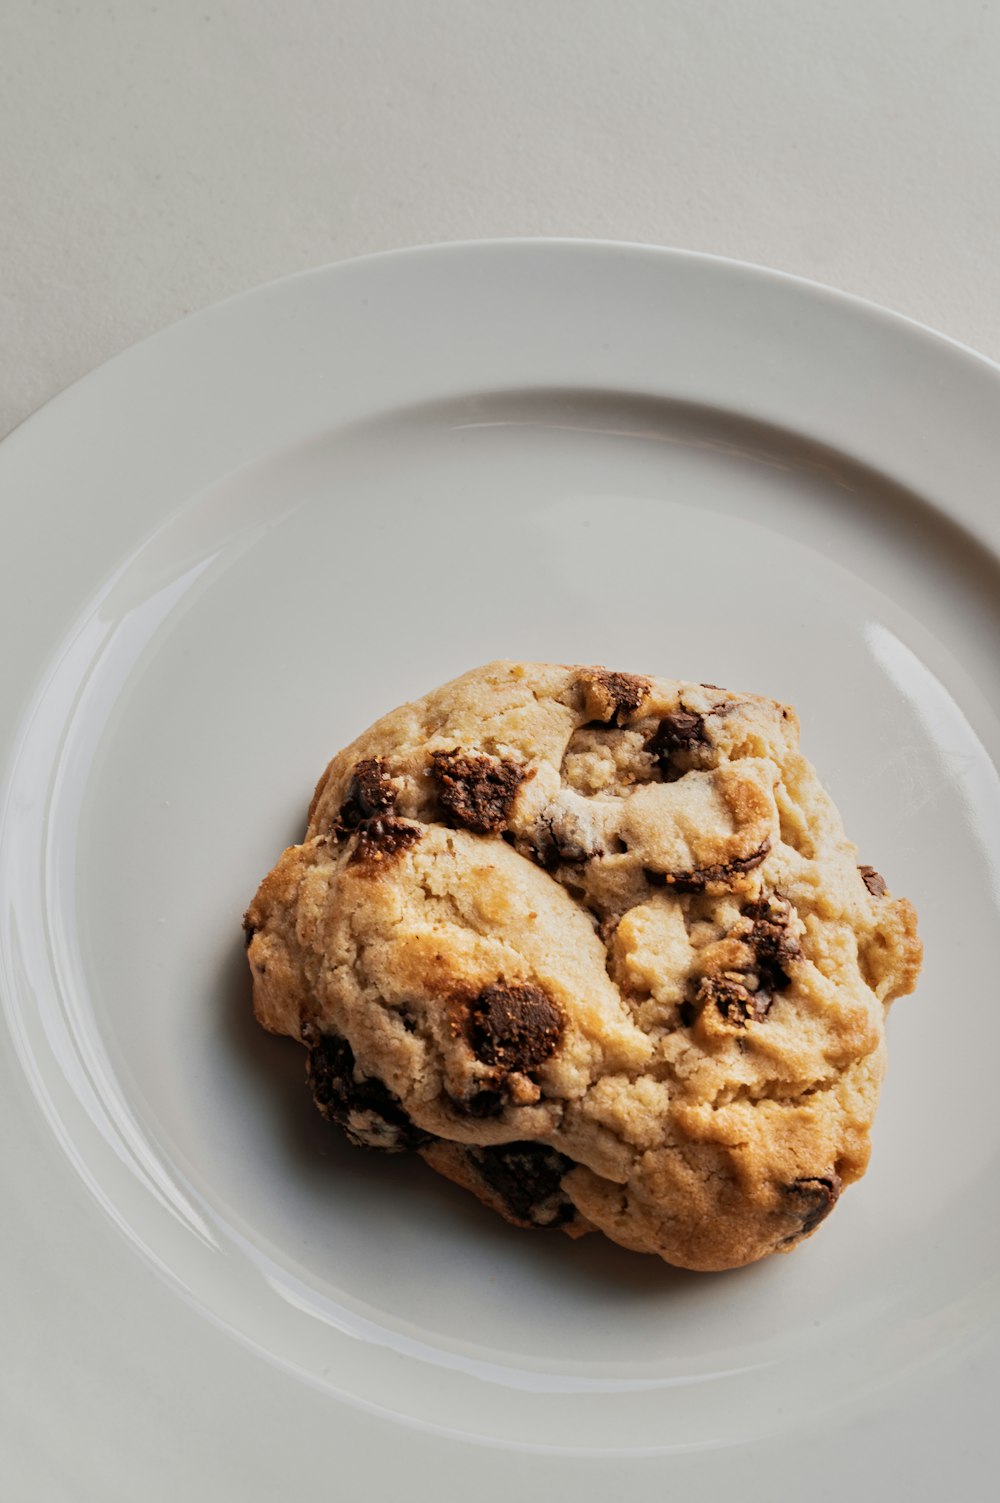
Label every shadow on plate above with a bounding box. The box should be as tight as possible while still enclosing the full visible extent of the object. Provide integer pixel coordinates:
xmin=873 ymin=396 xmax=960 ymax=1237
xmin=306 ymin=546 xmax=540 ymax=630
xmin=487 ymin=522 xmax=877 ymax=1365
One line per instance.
xmin=214 ymin=938 xmax=732 ymax=1299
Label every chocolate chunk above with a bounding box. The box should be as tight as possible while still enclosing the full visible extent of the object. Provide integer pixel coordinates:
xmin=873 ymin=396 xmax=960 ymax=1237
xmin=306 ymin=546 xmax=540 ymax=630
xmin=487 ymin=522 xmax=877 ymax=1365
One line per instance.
xmin=349 ymin=816 xmax=421 ymax=865
xmin=472 ymin=1141 xmax=578 ymax=1227
xmin=644 ymin=839 xmax=771 ymax=893
xmin=579 ymin=668 xmax=652 ymax=726
xmin=784 ymin=1174 xmax=842 ymax=1237
xmin=469 ymin=982 xmax=564 ymax=1072
xmin=450 ymin=981 xmax=564 ymax=1116
xmin=683 ymin=896 xmax=798 ymax=1028
xmin=337 ymin=757 xmax=397 ymax=830
xmin=651 ymin=708 xmax=713 ymax=780
xmin=242 ymin=915 xmax=257 ymax=949
xmin=742 ymin=897 xmax=800 ymax=993
xmin=526 ymin=811 xmax=602 ymax=870
xmin=430 ymin=749 xmax=527 ymax=835
xmin=652 ymin=710 xmax=706 ymax=758
xmin=699 ymin=974 xmax=771 ymax=1025
xmin=306 ymin=1033 xmax=430 ymax=1152
xmin=332 ymin=759 xmax=416 ymax=864
xmin=859 ymin=865 xmax=888 ymax=897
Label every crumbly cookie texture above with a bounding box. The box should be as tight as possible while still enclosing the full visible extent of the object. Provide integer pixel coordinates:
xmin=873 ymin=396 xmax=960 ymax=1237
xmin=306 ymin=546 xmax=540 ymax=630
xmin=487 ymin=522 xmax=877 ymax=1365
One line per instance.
xmin=245 ymin=661 xmax=921 ymax=1271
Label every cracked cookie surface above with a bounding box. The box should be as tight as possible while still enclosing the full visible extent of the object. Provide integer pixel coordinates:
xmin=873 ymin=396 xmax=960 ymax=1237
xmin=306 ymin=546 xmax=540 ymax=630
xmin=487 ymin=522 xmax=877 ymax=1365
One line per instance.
xmin=245 ymin=661 xmax=921 ymax=1270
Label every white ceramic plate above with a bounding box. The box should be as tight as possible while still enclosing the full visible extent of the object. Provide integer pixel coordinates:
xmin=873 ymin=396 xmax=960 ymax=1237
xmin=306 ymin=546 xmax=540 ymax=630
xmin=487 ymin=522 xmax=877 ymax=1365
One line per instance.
xmin=2 ymin=242 xmax=999 ymax=1500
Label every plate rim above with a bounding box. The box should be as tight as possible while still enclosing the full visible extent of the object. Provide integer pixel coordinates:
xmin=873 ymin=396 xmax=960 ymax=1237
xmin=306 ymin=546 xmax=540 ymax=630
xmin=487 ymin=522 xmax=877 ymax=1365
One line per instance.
xmin=5 ymin=236 xmax=1000 ymax=455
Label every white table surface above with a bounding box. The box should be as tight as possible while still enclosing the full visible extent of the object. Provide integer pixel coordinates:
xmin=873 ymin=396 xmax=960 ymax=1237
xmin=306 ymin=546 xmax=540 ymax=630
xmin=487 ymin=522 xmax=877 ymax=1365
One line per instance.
xmin=2 ymin=0 xmax=1000 ymax=440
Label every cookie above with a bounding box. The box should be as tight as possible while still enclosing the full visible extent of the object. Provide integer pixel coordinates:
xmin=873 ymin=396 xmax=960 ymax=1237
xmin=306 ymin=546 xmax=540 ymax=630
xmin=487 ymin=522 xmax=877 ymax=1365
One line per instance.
xmin=244 ymin=662 xmax=921 ymax=1271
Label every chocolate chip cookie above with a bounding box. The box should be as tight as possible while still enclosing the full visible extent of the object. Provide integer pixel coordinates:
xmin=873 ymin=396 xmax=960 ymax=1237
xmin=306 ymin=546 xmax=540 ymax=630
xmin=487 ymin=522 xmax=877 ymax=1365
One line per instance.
xmin=244 ymin=662 xmax=921 ymax=1271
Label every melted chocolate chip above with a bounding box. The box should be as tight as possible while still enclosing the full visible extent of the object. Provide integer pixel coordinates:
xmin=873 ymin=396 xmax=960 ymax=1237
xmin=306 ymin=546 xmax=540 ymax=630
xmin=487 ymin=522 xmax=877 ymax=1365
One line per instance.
xmin=644 ymin=840 xmax=771 ymax=893
xmin=472 ymin=1141 xmax=578 ymax=1227
xmin=349 ymin=817 xmax=421 ymax=865
xmin=784 ymin=1174 xmax=842 ymax=1237
xmin=469 ymin=982 xmax=564 ymax=1072
xmin=699 ymin=974 xmax=771 ymax=1025
xmin=580 ymin=668 xmax=652 ymax=725
xmin=430 ymin=749 xmax=526 ymax=835
xmin=337 ymin=757 xmax=397 ymax=830
xmin=859 ymin=865 xmax=888 ymax=897
xmin=306 ymin=1033 xmax=430 ymax=1152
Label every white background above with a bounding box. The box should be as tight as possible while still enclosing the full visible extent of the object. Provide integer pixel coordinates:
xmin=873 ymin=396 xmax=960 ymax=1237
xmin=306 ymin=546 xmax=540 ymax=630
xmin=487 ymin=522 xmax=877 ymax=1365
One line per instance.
xmin=3 ymin=0 xmax=1000 ymax=439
